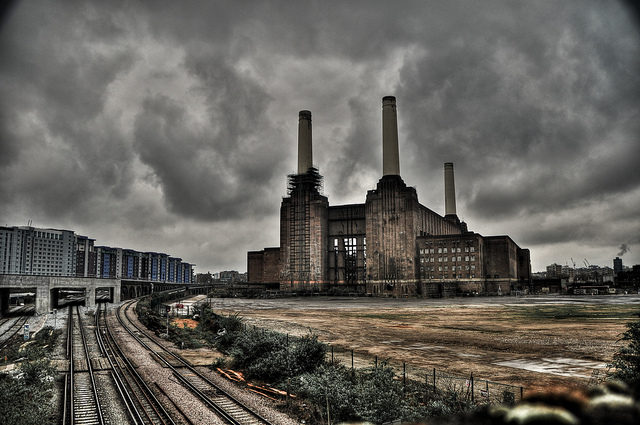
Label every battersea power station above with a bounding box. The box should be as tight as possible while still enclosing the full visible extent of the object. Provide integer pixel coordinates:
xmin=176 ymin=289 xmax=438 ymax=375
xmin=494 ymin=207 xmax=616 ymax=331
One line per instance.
xmin=248 ymin=96 xmax=531 ymax=297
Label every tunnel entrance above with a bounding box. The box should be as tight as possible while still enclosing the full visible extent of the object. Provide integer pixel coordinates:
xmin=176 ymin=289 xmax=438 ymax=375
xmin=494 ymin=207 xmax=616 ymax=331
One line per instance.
xmin=0 ymin=288 xmax=37 ymax=317
xmin=96 ymin=287 xmax=114 ymax=304
xmin=52 ymin=288 xmax=86 ymax=308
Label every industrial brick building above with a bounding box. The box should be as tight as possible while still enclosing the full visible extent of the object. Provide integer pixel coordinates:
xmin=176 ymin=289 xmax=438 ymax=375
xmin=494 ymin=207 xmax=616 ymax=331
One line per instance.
xmin=248 ymin=96 xmax=530 ymax=296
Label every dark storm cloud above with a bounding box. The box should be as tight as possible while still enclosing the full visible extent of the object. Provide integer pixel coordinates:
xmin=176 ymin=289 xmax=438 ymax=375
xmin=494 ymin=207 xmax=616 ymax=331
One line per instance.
xmin=1 ymin=0 xmax=638 ymax=271
xmin=0 ymin=0 xmax=137 ymax=222
xmin=394 ymin=1 xmax=640 ymax=235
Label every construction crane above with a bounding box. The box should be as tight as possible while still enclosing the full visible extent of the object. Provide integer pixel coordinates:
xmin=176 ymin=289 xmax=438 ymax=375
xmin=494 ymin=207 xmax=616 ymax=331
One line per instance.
xmin=584 ymin=258 xmax=591 ymax=268
xmin=570 ymin=258 xmax=576 ymax=269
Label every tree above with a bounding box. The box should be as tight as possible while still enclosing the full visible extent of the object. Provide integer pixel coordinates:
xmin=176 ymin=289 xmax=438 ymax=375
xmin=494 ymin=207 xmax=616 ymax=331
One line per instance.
xmin=609 ymin=312 xmax=640 ymax=395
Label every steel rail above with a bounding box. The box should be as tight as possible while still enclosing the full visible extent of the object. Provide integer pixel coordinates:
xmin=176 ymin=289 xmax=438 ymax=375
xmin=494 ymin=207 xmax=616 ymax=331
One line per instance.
xmin=119 ymin=300 xmax=274 ymax=425
xmin=98 ymin=303 xmax=176 ymax=425
xmin=95 ymin=304 xmax=144 ymax=425
xmin=75 ymin=306 xmax=106 ymax=425
xmin=0 ymin=315 xmax=29 ymax=351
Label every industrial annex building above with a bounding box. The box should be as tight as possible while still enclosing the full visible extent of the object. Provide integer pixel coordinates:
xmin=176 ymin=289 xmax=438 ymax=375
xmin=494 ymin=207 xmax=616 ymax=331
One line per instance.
xmin=248 ymin=96 xmax=531 ymax=297
xmin=0 ymin=226 xmax=194 ymax=283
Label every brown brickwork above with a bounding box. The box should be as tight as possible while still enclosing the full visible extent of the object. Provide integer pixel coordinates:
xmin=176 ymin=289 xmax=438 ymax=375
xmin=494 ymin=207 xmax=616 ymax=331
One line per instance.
xmin=247 ymin=251 xmax=264 ymax=283
xmin=365 ymin=176 xmax=463 ymax=296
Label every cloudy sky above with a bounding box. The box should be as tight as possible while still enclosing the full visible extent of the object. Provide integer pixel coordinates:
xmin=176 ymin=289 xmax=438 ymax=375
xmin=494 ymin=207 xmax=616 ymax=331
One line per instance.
xmin=1 ymin=1 xmax=638 ymax=273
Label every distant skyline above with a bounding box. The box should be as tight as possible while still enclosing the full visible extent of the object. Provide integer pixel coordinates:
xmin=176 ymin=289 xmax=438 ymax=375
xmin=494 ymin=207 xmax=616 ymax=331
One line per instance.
xmin=1 ymin=1 xmax=639 ymax=273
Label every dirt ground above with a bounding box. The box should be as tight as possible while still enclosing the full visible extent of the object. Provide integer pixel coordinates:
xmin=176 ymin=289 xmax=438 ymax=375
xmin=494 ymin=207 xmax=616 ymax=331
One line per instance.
xmin=206 ymin=294 xmax=640 ymax=394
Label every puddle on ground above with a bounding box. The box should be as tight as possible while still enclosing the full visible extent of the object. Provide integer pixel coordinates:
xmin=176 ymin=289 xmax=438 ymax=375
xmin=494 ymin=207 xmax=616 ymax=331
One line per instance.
xmin=494 ymin=357 xmax=606 ymax=378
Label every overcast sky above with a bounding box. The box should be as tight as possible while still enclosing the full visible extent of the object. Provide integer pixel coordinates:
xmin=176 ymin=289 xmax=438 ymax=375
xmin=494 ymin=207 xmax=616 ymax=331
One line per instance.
xmin=1 ymin=1 xmax=638 ymax=273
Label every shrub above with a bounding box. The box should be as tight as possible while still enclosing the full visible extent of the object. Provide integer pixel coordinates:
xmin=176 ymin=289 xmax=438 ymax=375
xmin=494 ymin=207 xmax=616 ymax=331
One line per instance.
xmin=608 ymin=311 xmax=640 ymax=395
xmin=0 ymin=360 xmax=56 ymax=425
xmin=353 ymin=362 xmax=404 ymax=423
xmin=295 ymin=364 xmax=358 ymax=423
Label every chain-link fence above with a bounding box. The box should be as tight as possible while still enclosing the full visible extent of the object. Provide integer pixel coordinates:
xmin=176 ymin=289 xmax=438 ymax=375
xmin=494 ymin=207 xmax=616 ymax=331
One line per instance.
xmin=325 ymin=344 xmax=524 ymax=404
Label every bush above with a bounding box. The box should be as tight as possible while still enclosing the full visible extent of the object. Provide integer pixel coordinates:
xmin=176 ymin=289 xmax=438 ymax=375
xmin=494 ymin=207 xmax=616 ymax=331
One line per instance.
xmin=296 ymin=364 xmax=358 ymax=423
xmin=353 ymin=362 xmax=404 ymax=423
xmin=0 ymin=360 xmax=56 ymax=425
xmin=608 ymin=311 xmax=640 ymax=395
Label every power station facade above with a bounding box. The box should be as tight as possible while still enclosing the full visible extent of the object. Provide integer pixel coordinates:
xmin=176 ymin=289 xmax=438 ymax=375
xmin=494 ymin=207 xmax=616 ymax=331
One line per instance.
xmin=248 ymin=96 xmax=531 ymax=297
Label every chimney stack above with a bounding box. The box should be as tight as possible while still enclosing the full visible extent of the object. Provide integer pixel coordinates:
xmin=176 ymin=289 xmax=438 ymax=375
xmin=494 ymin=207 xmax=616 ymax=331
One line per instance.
xmin=382 ymin=96 xmax=400 ymax=176
xmin=444 ymin=162 xmax=457 ymax=217
xmin=297 ymin=110 xmax=313 ymax=174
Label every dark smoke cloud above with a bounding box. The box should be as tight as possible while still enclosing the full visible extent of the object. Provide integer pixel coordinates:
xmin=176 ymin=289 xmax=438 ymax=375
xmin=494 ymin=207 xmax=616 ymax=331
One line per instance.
xmin=1 ymin=0 xmax=639 ymax=272
xmin=618 ymin=244 xmax=631 ymax=256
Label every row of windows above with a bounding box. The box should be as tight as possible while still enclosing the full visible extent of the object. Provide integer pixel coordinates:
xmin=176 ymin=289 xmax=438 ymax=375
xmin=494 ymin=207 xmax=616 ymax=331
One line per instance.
xmin=420 ymin=246 xmax=476 ymax=254
xmin=34 ymin=231 xmax=64 ymax=240
xmin=420 ymin=256 xmax=476 ymax=263
xmin=421 ymin=265 xmax=476 ymax=272
xmin=424 ymin=274 xmax=477 ymax=279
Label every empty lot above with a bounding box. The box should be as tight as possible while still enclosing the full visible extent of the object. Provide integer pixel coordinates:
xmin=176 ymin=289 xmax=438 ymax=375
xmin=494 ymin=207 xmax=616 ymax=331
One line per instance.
xmin=208 ymin=294 xmax=640 ymax=393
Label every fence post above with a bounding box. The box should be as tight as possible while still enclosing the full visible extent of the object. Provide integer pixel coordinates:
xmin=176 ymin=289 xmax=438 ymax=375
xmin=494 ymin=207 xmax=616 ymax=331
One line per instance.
xmin=351 ymin=349 xmax=354 ymax=372
xmin=485 ymin=380 xmax=489 ymax=400
xmin=403 ymin=362 xmax=406 ymax=392
xmin=433 ymin=368 xmax=436 ymax=392
xmin=520 ymin=386 xmax=524 ymax=400
xmin=331 ymin=345 xmax=334 ymax=364
xmin=375 ymin=355 xmax=378 ymax=368
xmin=470 ymin=372 xmax=474 ymax=402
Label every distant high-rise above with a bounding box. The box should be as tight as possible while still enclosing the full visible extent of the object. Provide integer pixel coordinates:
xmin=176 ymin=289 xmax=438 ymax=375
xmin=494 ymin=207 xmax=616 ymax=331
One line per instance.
xmin=0 ymin=226 xmax=76 ymax=276
xmin=0 ymin=225 xmax=194 ymax=283
xmin=613 ymin=257 xmax=623 ymax=274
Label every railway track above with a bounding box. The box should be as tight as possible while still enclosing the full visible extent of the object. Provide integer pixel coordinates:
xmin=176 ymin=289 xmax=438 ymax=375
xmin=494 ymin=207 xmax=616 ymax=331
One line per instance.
xmin=95 ymin=303 xmax=177 ymax=425
xmin=118 ymin=301 xmax=274 ymax=425
xmin=63 ymin=306 xmax=106 ymax=425
xmin=0 ymin=313 xmax=30 ymax=351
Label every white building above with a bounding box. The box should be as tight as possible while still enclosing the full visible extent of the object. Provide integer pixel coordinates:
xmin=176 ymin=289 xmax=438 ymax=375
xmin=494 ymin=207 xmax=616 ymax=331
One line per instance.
xmin=0 ymin=226 xmax=76 ymax=276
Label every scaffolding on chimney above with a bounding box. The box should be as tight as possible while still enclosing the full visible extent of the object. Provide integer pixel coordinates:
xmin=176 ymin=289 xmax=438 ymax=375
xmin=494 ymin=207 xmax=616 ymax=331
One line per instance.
xmin=286 ymin=168 xmax=323 ymax=284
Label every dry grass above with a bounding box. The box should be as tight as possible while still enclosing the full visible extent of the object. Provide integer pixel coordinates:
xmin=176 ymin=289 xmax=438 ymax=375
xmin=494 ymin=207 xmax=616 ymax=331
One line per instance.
xmin=211 ymin=296 xmax=640 ymax=393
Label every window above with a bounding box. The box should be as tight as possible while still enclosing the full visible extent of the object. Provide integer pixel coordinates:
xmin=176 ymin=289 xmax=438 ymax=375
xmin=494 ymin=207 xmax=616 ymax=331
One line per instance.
xmin=457 ymin=256 xmax=462 ymax=261
xmin=438 ymin=257 xmax=442 ymax=262
xmin=457 ymin=248 xmax=461 ymax=253
xmin=443 ymin=248 xmax=448 ymax=253
xmin=464 ymin=247 xmax=469 ymax=252
xmin=470 ymin=247 xmax=475 ymax=252
xmin=438 ymin=266 xmax=442 ymax=271
xmin=437 ymin=248 xmax=442 ymax=254
xmin=471 ymin=256 xmax=475 ymax=261
xmin=444 ymin=266 xmax=448 ymax=271
xmin=465 ymin=256 xmax=469 ymax=261
xmin=471 ymin=265 xmax=476 ymax=270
